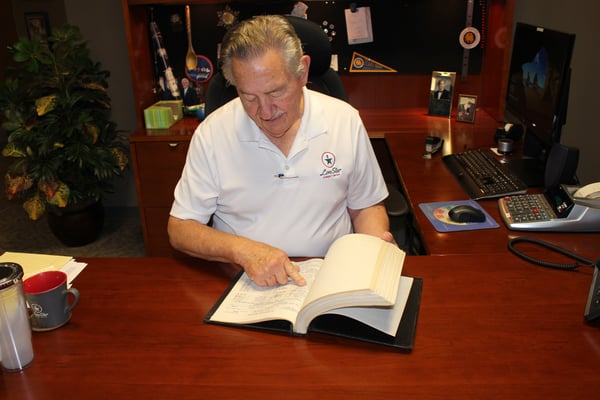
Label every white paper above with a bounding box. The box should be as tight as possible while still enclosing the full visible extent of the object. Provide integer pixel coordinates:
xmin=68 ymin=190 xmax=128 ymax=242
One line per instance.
xmin=61 ymin=260 xmax=88 ymax=287
xmin=0 ymin=251 xmax=87 ymax=288
xmin=345 ymin=7 xmax=374 ymax=45
xmin=208 ymin=260 xmax=321 ymax=325
xmin=330 ymin=54 xmax=339 ymax=71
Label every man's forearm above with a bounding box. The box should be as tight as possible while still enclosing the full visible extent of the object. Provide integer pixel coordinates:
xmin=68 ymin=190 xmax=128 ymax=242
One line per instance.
xmin=167 ymin=216 xmax=246 ymax=264
xmin=167 ymin=216 xmax=305 ymax=286
xmin=348 ymin=202 xmax=390 ymax=237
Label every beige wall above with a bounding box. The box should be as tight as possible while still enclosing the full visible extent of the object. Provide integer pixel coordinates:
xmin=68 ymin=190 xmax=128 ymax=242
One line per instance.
xmin=10 ymin=0 xmax=67 ymax=37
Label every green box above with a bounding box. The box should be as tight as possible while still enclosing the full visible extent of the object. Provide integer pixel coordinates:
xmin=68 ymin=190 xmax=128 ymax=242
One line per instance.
xmin=143 ymin=100 xmax=183 ymax=129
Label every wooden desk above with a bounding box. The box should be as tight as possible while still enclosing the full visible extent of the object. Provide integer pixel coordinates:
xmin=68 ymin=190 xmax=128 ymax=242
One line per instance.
xmin=380 ymin=110 xmax=600 ymax=258
xmin=2 ymin=256 xmax=598 ymax=399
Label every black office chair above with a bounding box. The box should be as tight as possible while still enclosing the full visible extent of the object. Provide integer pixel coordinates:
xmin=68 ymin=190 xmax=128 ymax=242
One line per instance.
xmin=204 ymin=16 xmax=411 ymax=251
xmin=205 ymin=15 xmax=347 ymax=115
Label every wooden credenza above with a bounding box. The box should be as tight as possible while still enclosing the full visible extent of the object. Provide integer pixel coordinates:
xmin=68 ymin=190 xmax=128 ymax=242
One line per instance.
xmin=129 ymin=125 xmax=195 ymax=256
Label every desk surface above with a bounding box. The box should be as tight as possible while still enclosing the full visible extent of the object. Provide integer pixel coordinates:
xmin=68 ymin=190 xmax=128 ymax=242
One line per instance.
xmin=378 ymin=109 xmax=600 ymax=258
xmin=2 ymin=256 xmax=599 ymax=399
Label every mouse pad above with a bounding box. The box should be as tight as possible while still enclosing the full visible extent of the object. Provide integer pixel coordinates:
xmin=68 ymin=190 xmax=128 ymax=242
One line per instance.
xmin=418 ymin=200 xmax=499 ymax=232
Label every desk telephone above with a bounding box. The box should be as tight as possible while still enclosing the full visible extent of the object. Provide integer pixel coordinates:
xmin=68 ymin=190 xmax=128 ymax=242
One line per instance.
xmin=498 ymin=182 xmax=600 ymax=232
xmin=574 ymin=182 xmax=600 ymax=199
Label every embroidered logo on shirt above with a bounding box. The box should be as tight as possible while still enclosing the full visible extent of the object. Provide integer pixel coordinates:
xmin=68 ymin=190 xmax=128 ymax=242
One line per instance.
xmin=320 ymin=151 xmax=342 ymax=178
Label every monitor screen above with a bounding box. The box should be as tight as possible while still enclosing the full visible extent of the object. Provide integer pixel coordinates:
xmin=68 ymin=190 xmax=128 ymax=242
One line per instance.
xmin=505 ymin=23 xmax=575 ymax=157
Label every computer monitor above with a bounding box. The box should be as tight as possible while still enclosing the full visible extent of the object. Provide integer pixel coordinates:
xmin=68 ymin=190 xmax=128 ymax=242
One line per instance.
xmin=504 ymin=22 xmax=576 ymax=186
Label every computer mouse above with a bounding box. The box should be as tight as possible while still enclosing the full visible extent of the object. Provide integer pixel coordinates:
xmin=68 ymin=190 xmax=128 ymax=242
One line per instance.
xmin=448 ymin=205 xmax=486 ymax=223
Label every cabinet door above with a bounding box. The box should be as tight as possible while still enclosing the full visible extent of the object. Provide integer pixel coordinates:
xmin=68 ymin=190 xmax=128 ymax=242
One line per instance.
xmin=144 ymin=206 xmax=184 ymax=257
xmin=133 ymin=141 xmax=190 ymax=207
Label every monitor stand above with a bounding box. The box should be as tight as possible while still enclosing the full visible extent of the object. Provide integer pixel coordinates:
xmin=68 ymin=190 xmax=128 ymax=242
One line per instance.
xmin=505 ymin=157 xmax=545 ymax=188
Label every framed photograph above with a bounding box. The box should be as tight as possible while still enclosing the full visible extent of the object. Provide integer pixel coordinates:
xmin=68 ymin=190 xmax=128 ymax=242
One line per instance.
xmin=456 ymin=94 xmax=477 ymax=123
xmin=25 ymin=12 xmax=50 ymax=44
xmin=428 ymin=71 xmax=456 ymax=118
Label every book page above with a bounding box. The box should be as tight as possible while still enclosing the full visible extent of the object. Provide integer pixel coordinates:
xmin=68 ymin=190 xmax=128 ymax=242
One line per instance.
xmin=208 ymin=259 xmax=322 ymax=325
xmin=295 ymin=234 xmax=405 ymax=333
xmin=303 ymin=234 xmax=401 ymax=307
xmin=325 ymin=276 xmax=414 ymax=336
xmin=305 ymin=234 xmax=382 ymax=300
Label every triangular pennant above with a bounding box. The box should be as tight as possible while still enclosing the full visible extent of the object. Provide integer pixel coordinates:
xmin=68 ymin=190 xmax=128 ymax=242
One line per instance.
xmin=349 ymin=52 xmax=397 ymax=73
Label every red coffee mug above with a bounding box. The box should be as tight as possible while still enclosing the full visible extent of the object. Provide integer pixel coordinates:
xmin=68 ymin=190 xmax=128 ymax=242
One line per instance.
xmin=23 ymin=271 xmax=79 ymax=331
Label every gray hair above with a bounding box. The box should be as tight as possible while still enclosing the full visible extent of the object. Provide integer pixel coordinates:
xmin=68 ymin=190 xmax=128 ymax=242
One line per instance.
xmin=220 ymin=15 xmax=305 ymax=86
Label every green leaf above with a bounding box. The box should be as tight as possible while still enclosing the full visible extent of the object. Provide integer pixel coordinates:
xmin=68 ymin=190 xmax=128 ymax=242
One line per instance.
xmin=1 ymin=142 xmax=27 ymax=158
xmin=35 ymin=95 xmax=57 ymax=116
xmin=23 ymin=194 xmax=46 ymax=221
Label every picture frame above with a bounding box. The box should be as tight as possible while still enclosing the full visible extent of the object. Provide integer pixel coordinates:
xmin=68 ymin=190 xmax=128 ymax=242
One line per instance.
xmin=25 ymin=12 xmax=50 ymax=44
xmin=456 ymin=94 xmax=477 ymax=123
xmin=428 ymin=71 xmax=456 ymax=118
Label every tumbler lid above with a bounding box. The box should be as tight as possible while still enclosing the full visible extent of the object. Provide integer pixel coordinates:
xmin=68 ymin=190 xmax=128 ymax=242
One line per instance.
xmin=0 ymin=262 xmax=24 ymax=290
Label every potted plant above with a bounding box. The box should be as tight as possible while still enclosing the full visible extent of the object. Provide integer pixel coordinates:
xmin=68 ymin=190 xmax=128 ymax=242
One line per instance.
xmin=0 ymin=25 xmax=128 ymax=246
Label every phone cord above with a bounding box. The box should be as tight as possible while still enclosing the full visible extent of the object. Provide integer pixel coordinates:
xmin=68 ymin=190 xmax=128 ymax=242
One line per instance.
xmin=507 ymin=236 xmax=600 ymax=271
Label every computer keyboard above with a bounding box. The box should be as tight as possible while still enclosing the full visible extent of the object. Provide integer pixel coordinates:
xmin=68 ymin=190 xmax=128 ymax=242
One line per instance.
xmin=442 ymin=148 xmax=528 ymax=200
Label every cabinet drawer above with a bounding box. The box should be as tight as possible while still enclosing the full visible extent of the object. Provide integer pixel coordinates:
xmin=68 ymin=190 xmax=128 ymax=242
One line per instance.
xmin=143 ymin=206 xmax=181 ymax=257
xmin=132 ymin=141 xmax=190 ymax=206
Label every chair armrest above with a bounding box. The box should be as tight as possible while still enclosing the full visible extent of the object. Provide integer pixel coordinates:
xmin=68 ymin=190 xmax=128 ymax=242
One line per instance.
xmin=385 ymin=184 xmax=409 ymax=217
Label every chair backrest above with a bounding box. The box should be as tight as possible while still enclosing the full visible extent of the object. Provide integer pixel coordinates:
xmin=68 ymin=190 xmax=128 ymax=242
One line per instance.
xmin=204 ymin=16 xmax=348 ymax=116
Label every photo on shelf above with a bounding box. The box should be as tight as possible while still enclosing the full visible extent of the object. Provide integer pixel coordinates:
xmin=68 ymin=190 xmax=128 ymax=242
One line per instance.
xmin=456 ymin=94 xmax=477 ymax=123
xmin=428 ymin=71 xmax=456 ymax=118
xmin=25 ymin=12 xmax=50 ymax=44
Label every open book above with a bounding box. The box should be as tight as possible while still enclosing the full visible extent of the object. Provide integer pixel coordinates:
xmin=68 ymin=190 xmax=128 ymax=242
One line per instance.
xmin=205 ymin=234 xmax=422 ymax=350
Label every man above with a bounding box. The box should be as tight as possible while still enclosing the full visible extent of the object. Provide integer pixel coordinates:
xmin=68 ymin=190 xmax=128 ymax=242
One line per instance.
xmin=433 ymin=78 xmax=450 ymax=100
xmin=168 ymin=15 xmax=393 ymax=287
xmin=180 ymin=77 xmax=199 ymax=106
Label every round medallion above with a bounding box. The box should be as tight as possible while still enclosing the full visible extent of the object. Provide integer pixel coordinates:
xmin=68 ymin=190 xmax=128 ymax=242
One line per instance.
xmin=185 ymin=55 xmax=214 ymax=83
xmin=459 ymin=27 xmax=481 ymax=49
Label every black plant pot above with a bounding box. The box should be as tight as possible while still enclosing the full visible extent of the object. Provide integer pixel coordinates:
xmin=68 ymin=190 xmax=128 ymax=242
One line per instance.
xmin=47 ymin=201 xmax=105 ymax=247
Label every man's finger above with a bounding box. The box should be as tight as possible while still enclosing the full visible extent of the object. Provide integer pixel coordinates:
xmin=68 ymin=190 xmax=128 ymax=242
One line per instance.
xmin=285 ymin=261 xmax=306 ymax=286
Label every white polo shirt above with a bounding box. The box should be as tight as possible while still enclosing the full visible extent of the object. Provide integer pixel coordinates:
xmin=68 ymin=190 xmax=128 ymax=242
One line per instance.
xmin=170 ymin=88 xmax=388 ymax=257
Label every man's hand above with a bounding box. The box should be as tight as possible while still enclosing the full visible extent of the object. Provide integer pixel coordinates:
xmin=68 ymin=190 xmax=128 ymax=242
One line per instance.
xmin=168 ymin=217 xmax=305 ymax=287
xmin=379 ymin=231 xmax=398 ymax=247
xmin=348 ymin=203 xmax=398 ymax=248
xmin=239 ymin=242 xmax=306 ymax=287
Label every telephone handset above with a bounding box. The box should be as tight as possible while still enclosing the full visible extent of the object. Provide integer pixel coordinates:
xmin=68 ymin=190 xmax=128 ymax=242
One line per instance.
xmin=574 ymin=182 xmax=600 ymax=200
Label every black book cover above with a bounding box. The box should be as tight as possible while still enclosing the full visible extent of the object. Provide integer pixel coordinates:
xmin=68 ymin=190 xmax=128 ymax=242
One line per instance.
xmin=204 ymin=272 xmax=423 ymax=351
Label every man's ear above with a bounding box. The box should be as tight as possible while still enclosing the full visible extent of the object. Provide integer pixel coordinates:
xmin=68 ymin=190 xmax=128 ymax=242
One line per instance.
xmin=299 ymin=54 xmax=310 ymax=84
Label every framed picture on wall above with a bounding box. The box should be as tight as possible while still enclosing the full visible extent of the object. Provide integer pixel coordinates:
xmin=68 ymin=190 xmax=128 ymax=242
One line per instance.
xmin=456 ymin=94 xmax=477 ymax=123
xmin=428 ymin=71 xmax=456 ymax=118
xmin=25 ymin=12 xmax=50 ymax=44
